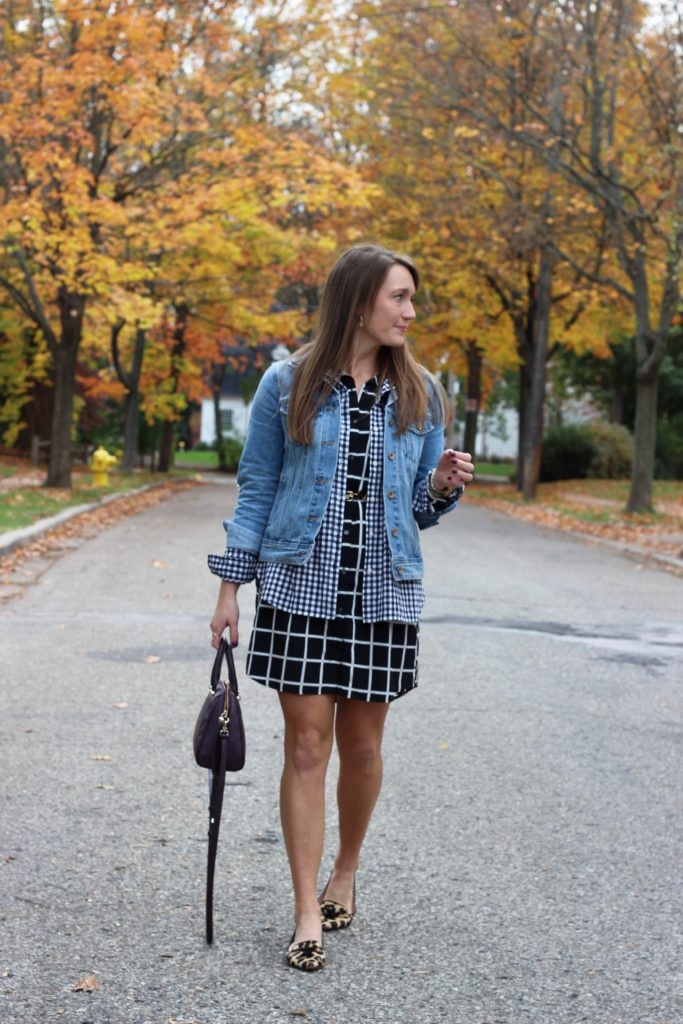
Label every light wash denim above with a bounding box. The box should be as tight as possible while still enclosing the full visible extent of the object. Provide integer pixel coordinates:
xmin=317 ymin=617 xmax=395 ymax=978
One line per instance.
xmin=225 ymin=359 xmax=454 ymax=582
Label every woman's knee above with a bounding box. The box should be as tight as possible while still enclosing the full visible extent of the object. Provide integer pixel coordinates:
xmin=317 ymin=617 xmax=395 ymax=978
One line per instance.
xmin=335 ymin=702 xmax=388 ymax=774
xmin=280 ymin=694 xmax=334 ymax=775
xmin=285 ymin=724 xmax=333 ymax=774
xmin=337 ymin=739 xmax=383 ymax=775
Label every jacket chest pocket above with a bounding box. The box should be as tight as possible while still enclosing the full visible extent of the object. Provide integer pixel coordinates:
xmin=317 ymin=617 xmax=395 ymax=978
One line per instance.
xmin=402 ymin=419 xmax=433 ymax=470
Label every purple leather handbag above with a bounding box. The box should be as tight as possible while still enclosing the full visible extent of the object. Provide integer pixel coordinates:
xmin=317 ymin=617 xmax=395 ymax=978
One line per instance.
xmin=193 ymin=637 xmax=246 ymax=772
xmin=193 ymin=637 xmax=246 ymax=943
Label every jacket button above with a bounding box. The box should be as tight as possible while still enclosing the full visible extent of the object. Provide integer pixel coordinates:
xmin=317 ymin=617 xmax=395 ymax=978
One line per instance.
xmin=387 ymin=489 xmax=396 ymax=499
xmin=388 ymin=451 xmax=396 ymax=460
xmin=397 ymin=565 xmax=404 ymax=575
xmin=391 ymin=527 xmax=399 ymax=537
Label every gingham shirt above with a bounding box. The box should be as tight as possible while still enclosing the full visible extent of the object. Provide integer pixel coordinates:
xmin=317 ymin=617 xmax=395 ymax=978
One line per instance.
xmin=208 ymin=377 xmax=457 ymax=624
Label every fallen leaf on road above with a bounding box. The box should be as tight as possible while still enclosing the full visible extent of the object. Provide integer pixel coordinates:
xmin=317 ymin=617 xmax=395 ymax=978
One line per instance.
xmin=151 ymin=559 xmax=166 ymax=568
xmin=72 ymin=974 xmax=99 ymax=992
xmin=90 ymin=754 xmax=112 ymax=761
xmin=144 ymin=655 xmax=161 ymax=664
xmin=289 ymin=1013 xmax=308 ymax=1019
xmin=112 ymin=702 xmax=128 ymax=709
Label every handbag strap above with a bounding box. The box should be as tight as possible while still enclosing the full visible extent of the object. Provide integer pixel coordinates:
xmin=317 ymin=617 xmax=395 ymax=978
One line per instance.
xmin=205 ymin=637 xmax=237 ymax=945
xmin=205 ymin=734 xmax=228 ymax=944
xmin=211 ymin=637 xmax=239 ymax=695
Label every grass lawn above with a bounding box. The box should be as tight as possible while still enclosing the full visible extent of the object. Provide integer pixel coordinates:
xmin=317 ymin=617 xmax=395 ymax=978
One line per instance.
xmin=474 ymin=477 xmax=683 ymax=503
xmin=470 ymin=477 xmax=683 ymax=532
xmin=475 ymin=461 xmax=514 ymax=477
xmin=175 ymin=449 xmax=220 ymax=467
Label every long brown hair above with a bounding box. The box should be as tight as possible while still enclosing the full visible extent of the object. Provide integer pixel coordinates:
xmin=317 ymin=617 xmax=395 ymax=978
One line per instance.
xmin=287 ymin=244 xmax=441 ymax=444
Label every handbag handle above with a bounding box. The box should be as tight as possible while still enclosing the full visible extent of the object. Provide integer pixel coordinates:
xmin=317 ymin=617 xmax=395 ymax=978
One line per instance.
xmin=211 ymin=637 xmax=239 ymax=695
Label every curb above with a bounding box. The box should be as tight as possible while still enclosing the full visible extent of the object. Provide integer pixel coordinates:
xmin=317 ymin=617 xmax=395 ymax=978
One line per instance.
xmin=0 ymin=481 xmax=179 ymax=558
xmin=471 ymin=474 xmax=512 ymax=486
xmin=560 ymin=527 xmax=683 ymax=575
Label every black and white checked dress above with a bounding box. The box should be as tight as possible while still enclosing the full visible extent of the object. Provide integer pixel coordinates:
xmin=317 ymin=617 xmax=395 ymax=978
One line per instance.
xmin=246 ymin=375 xmax=419 ymax=703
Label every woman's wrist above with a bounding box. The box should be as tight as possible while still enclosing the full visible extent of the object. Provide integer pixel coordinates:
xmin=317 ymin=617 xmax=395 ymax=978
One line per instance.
xmin=427 ymin=469 xmax=455 ymax=499
xmin=218 ymin=579 xmax=240 ymax=600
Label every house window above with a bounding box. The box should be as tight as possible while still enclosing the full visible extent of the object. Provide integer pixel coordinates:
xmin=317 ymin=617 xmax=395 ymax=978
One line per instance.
xmin=219 ymin=408 xmax=234 ymax=433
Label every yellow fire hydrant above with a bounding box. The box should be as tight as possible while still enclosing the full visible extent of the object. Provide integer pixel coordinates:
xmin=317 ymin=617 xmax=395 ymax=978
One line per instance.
xmin=90 ymin=446 xmax=118 ymax=486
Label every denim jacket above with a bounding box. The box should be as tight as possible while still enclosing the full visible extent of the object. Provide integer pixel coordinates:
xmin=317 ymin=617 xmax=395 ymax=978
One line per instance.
xmin=225 ymin=359 xmax=456 ymax=583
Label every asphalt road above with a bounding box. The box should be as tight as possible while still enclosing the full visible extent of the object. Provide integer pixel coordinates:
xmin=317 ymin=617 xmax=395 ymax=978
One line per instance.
xmin=1 ymin=478 xmax=681 ymax=1024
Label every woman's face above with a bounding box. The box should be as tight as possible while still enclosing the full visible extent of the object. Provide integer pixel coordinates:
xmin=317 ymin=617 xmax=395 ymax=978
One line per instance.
xmin=361 ymin=264 xmax=416 ymax=351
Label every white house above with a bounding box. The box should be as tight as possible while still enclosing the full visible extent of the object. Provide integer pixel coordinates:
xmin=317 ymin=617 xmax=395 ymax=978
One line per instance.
xmin=199 ymin=395 xmax=251 ymax=446
xmin=198 ymin=343 xmax=291 ymax=446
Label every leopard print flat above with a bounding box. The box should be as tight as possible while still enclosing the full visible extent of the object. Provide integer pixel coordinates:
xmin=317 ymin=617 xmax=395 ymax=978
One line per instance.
xmin=319 ymin=875 xmax=356 ymax=932
xmin=286 ymin=934 xmax=326 ymax=971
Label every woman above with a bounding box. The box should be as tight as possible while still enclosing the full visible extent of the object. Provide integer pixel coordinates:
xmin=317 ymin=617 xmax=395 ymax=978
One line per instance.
xmin=208 ymin=244 xmax=474 ymax=971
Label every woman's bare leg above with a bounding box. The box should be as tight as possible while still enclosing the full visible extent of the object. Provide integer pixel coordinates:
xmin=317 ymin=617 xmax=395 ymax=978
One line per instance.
xmin=279 ymin=692 xmax=335 ymax=943
xmin=324 ymin=698 xmax=390 ymax=910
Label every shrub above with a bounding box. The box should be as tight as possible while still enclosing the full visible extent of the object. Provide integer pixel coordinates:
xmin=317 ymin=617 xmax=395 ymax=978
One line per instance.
xmin=219 ymin=436 xmax=244 ymax=471
xmin=540 ymin=424 xmax=594 ymax=481
xmin=584 ymin=420 xmax=634 ymax=479
xmin=656 ymin=415 xmax=683 ymax=479
xmin=541 ymin=420 xmax=634 ymax=481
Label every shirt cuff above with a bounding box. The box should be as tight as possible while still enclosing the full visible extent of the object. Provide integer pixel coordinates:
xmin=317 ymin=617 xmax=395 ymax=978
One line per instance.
xmin=429 ymin=485 xmax=463 ymax=510
xmin=207 ymin=548 xmax=257 ymax=583
xmin=414 ymin=477 xmax=463 ymax=513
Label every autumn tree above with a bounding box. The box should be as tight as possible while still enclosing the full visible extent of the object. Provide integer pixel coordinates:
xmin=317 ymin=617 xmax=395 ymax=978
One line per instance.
xmin=546 ymin=0 xmax=683 ymax=510
xmin=0 ymin=0 xmax=377 ymax=484
xmin=0 ymin=1 xmax=243 ymax=485
xmin=302 ymin=1 xmax=614 ymax=496
xmin=400 ymin=0 xmax=682 ymax=510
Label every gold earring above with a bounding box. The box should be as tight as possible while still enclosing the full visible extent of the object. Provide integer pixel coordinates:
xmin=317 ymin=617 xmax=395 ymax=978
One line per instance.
xmin=358 ymin=315 xmax=364 ymax=328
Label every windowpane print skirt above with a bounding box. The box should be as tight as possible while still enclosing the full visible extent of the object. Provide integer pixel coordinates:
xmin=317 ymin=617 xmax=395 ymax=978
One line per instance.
xmin=246 ymin=498 xmax=419 ymax=703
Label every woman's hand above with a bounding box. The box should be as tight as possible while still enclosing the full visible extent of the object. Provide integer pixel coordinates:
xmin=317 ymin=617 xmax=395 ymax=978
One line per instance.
xmin=432 ymin=450 xmax=474 ymax=493
xmin=210 ymin=580 xmax=240 ymax=649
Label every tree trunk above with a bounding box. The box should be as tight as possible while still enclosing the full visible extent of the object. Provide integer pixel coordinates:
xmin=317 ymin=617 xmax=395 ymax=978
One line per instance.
xmin=115 ymin=325 xmax=146 ymax=472
xmin=627 ymin=361 xmax=658 ymax=512
xmin=522 ymin=247 xmax=552 ymax=500
xmin=157 ymin=303 xmax=188 ymax=473
xmin=158 ymin=419 xmax=174 ymax=472
xmin=212 ymin=362 xmax=228 ymax=472
xmin=516 ymin=363 xmax=528 ymax=489
xmin=46 ymin=292 xmax=85 ymax=488
xmin=121 ymin=391 xmax=140 ymax=470
xmin=444 ymin=370 xmax=458 ymax=449
xmin=516 ymin=320 xmax=533 ymax=491
xmin=462 ymin=341 xmax=482 ymax=457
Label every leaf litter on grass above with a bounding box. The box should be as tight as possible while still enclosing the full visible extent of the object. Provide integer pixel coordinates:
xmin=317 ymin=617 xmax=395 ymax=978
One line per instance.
xmin=468 ymin=478 xmax=683 ymax=572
